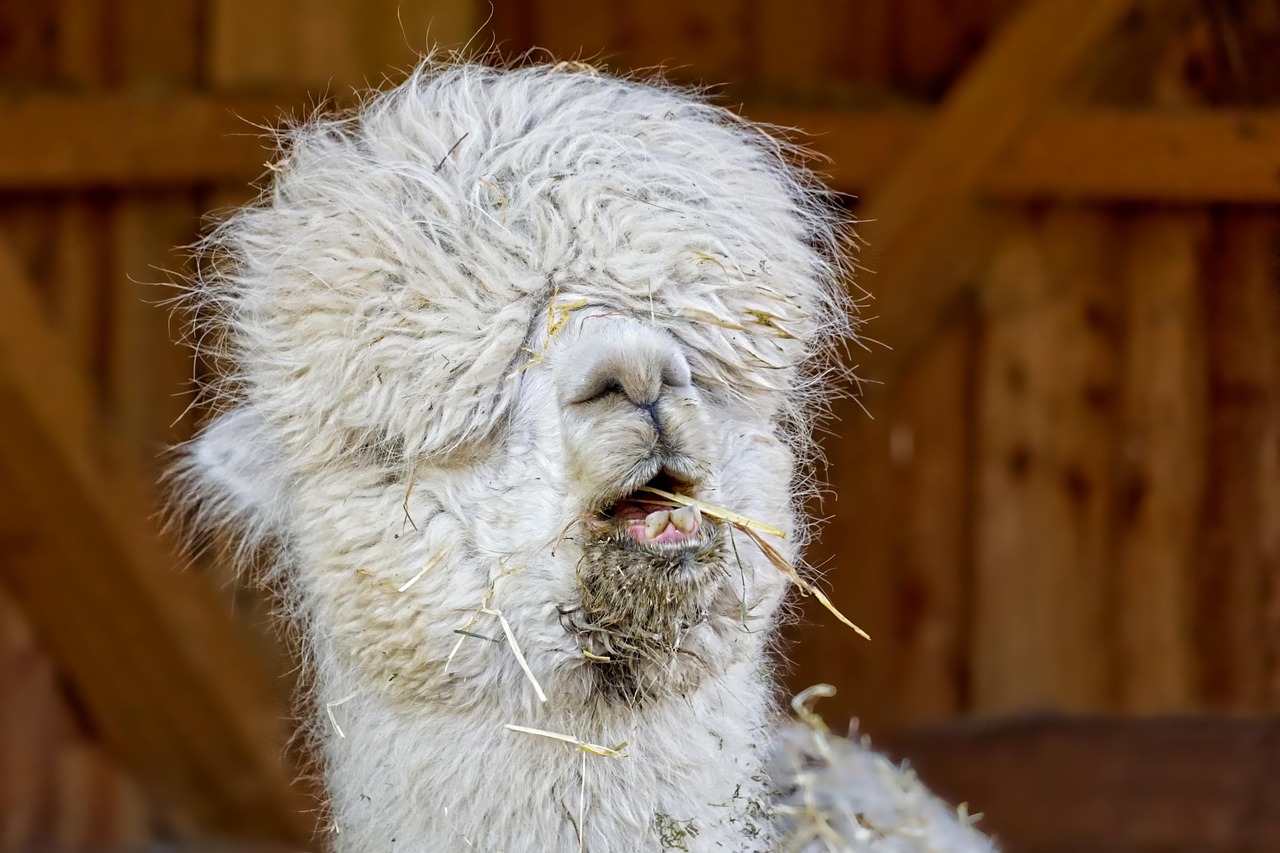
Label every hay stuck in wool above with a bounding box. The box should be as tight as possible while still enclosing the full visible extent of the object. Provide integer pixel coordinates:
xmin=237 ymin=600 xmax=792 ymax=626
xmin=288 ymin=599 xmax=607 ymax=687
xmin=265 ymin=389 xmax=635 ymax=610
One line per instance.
xmin=173 ymin=57 xmax=991 ymax=851
xmin=644 ymin=487 xmax=871 ymax=640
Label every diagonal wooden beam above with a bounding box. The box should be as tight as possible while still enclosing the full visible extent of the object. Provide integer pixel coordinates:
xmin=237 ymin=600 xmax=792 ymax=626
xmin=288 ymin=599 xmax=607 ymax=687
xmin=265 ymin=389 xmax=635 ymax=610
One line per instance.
xmin=854 ymin=0 xmax=1138 ymax=381
xmin=0 ymin=235 xmax=315 ymax=844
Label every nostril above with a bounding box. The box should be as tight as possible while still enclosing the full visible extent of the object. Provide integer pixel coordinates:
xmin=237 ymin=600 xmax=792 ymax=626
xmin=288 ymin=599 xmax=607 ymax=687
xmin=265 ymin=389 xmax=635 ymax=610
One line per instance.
xmin=556 ymin=318 xmax=694 ymax=409
xmin=570 ymin=376 xmax=630 ymax=406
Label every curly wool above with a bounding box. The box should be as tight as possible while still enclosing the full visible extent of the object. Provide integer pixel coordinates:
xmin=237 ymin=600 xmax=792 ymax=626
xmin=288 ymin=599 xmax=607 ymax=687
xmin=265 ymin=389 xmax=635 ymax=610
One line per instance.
xmin=175 ymin=61 xmax=990 ymax=852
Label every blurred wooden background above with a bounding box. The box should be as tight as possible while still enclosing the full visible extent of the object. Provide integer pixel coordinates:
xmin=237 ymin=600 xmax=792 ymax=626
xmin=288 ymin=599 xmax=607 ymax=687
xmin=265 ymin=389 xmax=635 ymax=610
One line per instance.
xmin=1 ymin=0 xmax=1278 ymax=850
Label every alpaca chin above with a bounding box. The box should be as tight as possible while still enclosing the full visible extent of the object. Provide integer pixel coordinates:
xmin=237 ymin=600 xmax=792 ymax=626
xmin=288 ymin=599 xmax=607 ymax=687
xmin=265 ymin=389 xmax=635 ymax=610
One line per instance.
xmin=176 ymin=59 xmax=994 ymax=852
xmin=561 ymin=518 xmax=734 ymax=703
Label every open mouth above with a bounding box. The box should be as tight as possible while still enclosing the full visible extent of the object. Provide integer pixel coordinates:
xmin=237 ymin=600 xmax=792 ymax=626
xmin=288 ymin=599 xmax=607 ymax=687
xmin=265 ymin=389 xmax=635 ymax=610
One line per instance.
xmin=599 ymin=470 xmax=710 ymax=549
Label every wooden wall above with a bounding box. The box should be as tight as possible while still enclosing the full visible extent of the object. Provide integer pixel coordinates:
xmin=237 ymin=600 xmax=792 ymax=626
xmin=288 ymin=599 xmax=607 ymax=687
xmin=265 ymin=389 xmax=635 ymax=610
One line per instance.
xmin=2 ymin=0 xmax=1279 ymax=844
xmin=0 ymin=0 xmax=483 ymax=844
xmin=490 ymin=0 xmax=1280 ymax=733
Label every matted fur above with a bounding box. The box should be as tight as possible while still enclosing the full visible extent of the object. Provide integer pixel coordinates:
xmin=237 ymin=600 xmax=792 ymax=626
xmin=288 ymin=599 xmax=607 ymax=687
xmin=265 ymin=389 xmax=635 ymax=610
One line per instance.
xmin=174 ymin=60 xmax=990 ymax=852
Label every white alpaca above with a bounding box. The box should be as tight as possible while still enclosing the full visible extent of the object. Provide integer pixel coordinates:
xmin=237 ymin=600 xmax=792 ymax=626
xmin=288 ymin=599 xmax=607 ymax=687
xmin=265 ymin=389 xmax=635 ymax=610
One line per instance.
xmin=177 ymin=61 xmax=993 ymax=852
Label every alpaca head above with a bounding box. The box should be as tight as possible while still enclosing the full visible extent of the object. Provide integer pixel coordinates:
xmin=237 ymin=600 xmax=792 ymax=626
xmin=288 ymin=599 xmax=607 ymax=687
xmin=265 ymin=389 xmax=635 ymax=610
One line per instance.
xmin=183 ymin=62 xmax=849 ymax=713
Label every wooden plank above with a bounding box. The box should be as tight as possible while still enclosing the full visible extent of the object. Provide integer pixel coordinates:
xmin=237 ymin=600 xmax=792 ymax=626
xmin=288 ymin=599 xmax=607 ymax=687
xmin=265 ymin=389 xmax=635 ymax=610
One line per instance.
xmin=985 ymin=108 xmax=1280 ymax=202
xmin=103 ymin=0 xmax=204 ymax=488
xmin=785 ymin=318 xmax=974 ymax=734
xmin=752 ymin=106 xmax=1280 ymax=203
xmin=840 ymin=0 xmax=1136 ymax=381
xmin=0 ymin=235 xmax=314 ymax=843
xmin=883 ymin=716 xmax=1280 ymax=852
xmin=615 ymin=0 xmax=751 ymax=88
xmin=111 ymin=0 xmax=201 ymax=87
xmin=786 ymin=392 xmax=897 ymax=733
xmin=206 ymin=0 xmax=303 ymax=88
xmin=522 ymin=0 xmax=619 ymax=63
xmin=1113 ymin=211 xmax=1208 ymax=713
xmin=752 ymin=0 xmax=863 ymax=96
xmin=0 ymin=92 xmax=288 ymax=188
xmin=1199 ymin=212 xmax=1280 ymax=711
xmin=972 ymin=208 xmax=1119 ymax=714
xmin=207 ymin=0 xmax=476 ymax=90
xmin=876 ymin=319 xmax=975 ymax=729
xmin=49 ymin=0 xmax=113 ymax=480
xmin=106 ymin=198 xmax=201 ymax=478
xmin=893 ymin=0 xmax=996 ymax=99
xmin=51 ymin=0 xmax=112 ymax=390
xmin=5 ymin=92 xmax=1280 ymax=203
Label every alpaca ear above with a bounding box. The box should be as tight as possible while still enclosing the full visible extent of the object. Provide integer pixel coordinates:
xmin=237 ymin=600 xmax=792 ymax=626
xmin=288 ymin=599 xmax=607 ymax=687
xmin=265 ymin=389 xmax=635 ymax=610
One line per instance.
xmin=188 ymin=406 xmax=290 ymax=536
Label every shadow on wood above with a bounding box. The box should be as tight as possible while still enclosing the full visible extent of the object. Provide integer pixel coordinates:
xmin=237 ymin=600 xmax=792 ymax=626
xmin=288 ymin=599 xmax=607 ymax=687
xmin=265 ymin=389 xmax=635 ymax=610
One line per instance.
xmin=884 ymin=716 xmax=1280 ymax=852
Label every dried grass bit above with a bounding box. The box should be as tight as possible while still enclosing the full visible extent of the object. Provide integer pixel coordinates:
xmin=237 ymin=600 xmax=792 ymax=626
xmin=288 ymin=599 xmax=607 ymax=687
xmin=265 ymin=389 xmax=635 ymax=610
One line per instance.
xmin=643 ymin=488 xmax=868 ymax=640
xmin=482 ymin=607 xmax=548 ymax=703
xmin=398 ymin=551 xmax=444 ymax=592
xmin=504 ymin=724 xmax=629 ymax=759
xmin=791 ymin=683 xmax=837 ymax=735
xmin=325 ymin=690 xmax=359 ymax=739
xmin=507 ymin=284 xmax=587 ymax=377
xmin=737 ymin=525 xmax=870 ymax=641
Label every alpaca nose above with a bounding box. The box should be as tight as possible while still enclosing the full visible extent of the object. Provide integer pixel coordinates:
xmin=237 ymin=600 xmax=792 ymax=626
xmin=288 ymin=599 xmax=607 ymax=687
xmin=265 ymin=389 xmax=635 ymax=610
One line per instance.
xmin=557 ymin=319 xmax=692 ymax=410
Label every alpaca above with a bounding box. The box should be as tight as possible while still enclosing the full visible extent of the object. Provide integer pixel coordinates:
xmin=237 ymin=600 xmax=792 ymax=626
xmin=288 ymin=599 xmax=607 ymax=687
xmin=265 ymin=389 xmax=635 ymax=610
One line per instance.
xmin=177 ymin=61 xmax=993 ymax=852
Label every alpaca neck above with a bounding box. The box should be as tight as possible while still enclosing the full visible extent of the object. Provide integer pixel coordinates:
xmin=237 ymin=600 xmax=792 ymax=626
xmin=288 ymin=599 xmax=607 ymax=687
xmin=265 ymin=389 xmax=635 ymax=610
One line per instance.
xmin=317 ymin=652 xmax=780 ymax=852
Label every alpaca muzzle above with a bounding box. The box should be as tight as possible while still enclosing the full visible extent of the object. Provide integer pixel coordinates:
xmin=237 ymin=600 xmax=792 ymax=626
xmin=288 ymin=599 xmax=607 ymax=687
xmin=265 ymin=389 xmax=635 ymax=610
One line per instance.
xmin=554 ymin=314 xmax=717 ymax=525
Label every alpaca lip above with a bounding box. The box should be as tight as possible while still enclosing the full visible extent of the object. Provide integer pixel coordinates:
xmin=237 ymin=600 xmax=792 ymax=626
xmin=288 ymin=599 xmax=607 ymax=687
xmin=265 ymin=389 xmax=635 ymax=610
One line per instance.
xmin=597 ymin=470 xmax=711 ymax=549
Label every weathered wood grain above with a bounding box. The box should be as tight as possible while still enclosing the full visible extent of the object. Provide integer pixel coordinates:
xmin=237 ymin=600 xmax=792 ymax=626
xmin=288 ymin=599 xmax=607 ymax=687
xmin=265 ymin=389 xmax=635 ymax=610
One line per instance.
xmin=855 ymin=0 xmax=1136 ymax=382
xmin=1113 ymin=211 xmax=1209 ymax=712
xmin=1199 ymin=212 xmax=1280 ymax=711
xmin=885 ymin=716 xmax=1280 ymax=852
xmin=0 ymin=235 xmax=314 ymax=842
xmin=972 ymin=208 xmax=1120 ymax=714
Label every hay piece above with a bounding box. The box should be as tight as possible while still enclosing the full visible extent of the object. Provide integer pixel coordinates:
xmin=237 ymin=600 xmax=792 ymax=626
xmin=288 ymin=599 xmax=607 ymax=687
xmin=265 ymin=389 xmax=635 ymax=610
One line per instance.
xmin=325 ymin=691 xmax=359 ymax=739
xmin=507 ymin=285 xmax=587 ymax=378
xmin=737 ymin=525 xmax=870 ymax=641
xmin=398 ymin=551 xmax=444 ymax=592
xmin=482 ymin=607 xmax=548 ymax=703
xmin=790 ymin=683 xmax=837 ymax=737
xmin=504 ymin=724 xmax=629 ymax=759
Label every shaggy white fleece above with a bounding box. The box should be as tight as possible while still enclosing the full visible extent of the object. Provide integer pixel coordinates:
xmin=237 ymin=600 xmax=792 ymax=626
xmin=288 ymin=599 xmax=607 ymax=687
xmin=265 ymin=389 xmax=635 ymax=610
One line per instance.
xmin=177 ymin=61 xmax=992 ymax=852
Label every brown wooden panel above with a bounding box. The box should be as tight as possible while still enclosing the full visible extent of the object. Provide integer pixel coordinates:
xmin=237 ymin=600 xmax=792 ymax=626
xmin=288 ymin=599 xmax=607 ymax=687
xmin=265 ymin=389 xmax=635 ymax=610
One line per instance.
xmin=521 ymin=0 xmax=620 ymax=63
xmin=972 ymin=208 xmax=1120 ymax=714
xmin=880 ymin=320 xmax=976 ymax=726
xmin=207 ymin=0 xmax=476 ymax=89
xmin=0 ymin=236 xmax=314 ymax=842
xmin=984 ymin=108 xmax=1280 ymax=202
xmin=790 ymin=317 xmax=976 ymax=733
xmin=792 ymin=392 xmax=896 ymax=732
xmin=1113 ymin=211 xmax=1209 ymax=712
xmin=614 ymin=0 xmax=752 ymax=88
xmin=1199 ymin=212 xmax=1280 ymax=711
xmin=7 ymin=93 xmax=1280 ymax=206
xmin=856 ymin=0 xmax=1136 ymax=383
xmin=885 ymin=716 xmax=1280 ymax=852
xmin=0 ymin=586 xmax=155 ymax=850
xmin=0 ymin=94 xmax=287 ymax=189
xmin=106 ymin=0 xmax=208 ymax=480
